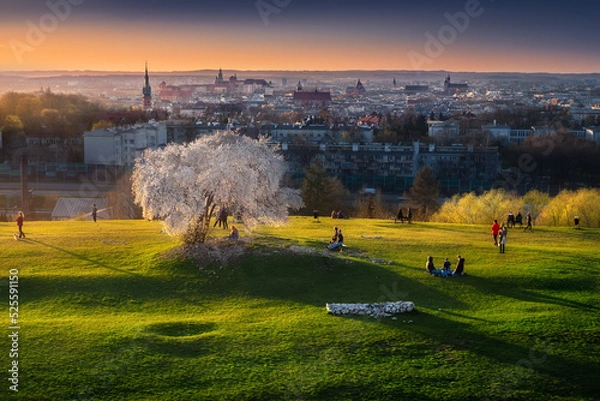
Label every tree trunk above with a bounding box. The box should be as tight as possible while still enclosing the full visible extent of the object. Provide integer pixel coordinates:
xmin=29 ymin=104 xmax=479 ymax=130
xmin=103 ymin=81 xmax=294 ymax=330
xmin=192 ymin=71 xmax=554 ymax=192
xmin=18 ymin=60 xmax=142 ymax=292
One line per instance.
xmin=184 ymin=194 xmax=216 ymax=244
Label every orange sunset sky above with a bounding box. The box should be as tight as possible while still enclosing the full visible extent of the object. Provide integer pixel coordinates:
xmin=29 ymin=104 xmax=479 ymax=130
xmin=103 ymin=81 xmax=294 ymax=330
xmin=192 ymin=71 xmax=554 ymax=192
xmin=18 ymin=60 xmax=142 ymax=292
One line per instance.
xmin=0 ymin=0 xmax=598 ymax=73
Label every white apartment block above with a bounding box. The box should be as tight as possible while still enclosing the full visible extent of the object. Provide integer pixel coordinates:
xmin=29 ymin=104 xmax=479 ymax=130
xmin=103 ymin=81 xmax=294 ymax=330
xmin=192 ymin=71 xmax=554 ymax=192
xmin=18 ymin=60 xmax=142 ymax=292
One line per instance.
xmin=84 ymin=122 xmax=167 ymax=166
xmin=427 ymin=120 xmax=460 ymax=137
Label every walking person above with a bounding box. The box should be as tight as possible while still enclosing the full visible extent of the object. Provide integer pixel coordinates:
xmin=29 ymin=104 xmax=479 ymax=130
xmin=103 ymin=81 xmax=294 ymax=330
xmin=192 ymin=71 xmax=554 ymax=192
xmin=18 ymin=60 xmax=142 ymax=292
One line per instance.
xmin=92 ymin=203 xmax=98 ymax=222
xmin=524 ymin=212 xmax=533 ymax=232
xmin=16 ymin=211 xmax=26 ymax=239
xmin=491 ymin=219 xmax=500 ymax=246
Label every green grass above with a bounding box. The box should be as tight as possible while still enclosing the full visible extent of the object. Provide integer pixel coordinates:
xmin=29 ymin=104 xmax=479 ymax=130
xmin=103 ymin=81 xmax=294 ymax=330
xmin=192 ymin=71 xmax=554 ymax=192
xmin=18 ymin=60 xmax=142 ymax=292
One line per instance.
xmin=1 ymin=218 xmax=599 ymax=400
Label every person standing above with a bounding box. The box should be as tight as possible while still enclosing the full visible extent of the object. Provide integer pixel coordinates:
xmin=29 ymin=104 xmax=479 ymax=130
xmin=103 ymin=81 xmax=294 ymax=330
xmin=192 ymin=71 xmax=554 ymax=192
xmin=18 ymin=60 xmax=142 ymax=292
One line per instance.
xmin=491 ymin=219 xmax=500 ymax=246
xmin=524 ymin=212 xmax=533 ymax=232
xmin=16 ymin=211 xmax=25 ymax=239
xmin=220 ymin=207 xmax=229 ymax=230
xmin=92 ymin=203 xmax=98 ymax=222
xmin=213 ymin=208 xmax=222 ymax=228
xmin=395 ymin=207 xmax=404 ymax=224
xmin=499 ymin=227 xmax=507 ymax=253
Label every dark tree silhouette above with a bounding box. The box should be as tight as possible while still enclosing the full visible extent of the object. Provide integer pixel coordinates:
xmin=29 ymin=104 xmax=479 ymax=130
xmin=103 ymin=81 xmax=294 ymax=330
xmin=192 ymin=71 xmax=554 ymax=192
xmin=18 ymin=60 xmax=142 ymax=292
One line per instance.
xmin=404 ymin=166 xmax=440 ymax=219
xmin=300 ymin=160 xmax=349 ymax=215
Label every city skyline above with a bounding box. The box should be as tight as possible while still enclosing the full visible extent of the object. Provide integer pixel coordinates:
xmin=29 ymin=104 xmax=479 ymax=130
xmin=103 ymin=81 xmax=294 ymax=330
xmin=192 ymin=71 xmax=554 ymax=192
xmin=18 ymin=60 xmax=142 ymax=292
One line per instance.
xmin=0 ymin=0 xmax=598 ymax=74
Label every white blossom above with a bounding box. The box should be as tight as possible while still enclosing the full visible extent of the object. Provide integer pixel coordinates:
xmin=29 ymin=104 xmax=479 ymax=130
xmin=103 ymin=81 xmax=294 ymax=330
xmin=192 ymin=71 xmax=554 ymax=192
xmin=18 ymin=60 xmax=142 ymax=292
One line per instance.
xmin=132 ymin=131 xmax=303 ymax=242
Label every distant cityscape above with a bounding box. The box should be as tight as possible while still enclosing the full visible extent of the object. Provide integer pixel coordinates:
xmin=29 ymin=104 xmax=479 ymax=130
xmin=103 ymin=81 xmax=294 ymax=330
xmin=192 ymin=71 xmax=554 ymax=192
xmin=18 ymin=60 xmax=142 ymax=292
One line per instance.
xmin=1 ymin=66 xmax=600 ymax=204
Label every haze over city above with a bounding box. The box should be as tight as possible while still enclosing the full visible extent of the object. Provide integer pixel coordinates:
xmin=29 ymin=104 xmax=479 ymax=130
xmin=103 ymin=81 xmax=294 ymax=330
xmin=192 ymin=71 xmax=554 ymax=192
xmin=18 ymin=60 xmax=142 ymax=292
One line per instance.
xmin=0 ymin=0 xmax=598 ymax=73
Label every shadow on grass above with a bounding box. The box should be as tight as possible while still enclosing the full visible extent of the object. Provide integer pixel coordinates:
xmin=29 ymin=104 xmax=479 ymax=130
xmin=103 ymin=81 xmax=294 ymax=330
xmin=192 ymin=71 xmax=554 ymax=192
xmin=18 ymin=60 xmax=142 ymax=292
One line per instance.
xmin=308 ymin=382 xmax=438 ymax=401
xmin=21 ymin=243 xmax=466 ymax=312
xmin=212 ymin=248 xmax=468 ymax=310
xmin=140 ymin=322 xmax=219 ymax=358
xmin=21 ymin=254 xmax=208 ymax=307
xmin=26 ymin=238 xmax=140 ymax=276
xmin=370 ymin=311 xmax=600 ymax=399
xmin=458 ymin=274 xmax=598 ymax=311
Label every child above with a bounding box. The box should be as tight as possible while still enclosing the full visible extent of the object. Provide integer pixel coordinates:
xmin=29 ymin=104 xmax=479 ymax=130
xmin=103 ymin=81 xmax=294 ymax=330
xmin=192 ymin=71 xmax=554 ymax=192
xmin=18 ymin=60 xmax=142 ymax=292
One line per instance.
xmin=441 ymin=257 xmax=452 ymax=277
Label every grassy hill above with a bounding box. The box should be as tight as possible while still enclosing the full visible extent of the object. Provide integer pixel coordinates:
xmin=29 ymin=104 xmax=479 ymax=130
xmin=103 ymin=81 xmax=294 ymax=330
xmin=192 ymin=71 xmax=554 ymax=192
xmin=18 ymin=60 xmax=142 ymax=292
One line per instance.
xmin=1 ymin=218 xmax=599 ymax=400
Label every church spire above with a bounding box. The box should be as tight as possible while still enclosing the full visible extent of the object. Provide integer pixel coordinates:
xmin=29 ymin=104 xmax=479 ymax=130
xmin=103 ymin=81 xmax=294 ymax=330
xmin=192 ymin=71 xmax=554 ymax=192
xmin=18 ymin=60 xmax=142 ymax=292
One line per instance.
xmin=143 ymin=61 xmax=152 ymax=109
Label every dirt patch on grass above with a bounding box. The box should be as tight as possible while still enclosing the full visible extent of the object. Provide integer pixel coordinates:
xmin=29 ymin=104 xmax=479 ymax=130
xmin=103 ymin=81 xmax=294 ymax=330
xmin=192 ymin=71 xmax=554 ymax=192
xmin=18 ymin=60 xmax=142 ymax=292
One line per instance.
xmin=160 ymin=238 xmax=252 ymax=269
xmin=159 ymin=239 xmax=369 ymax=269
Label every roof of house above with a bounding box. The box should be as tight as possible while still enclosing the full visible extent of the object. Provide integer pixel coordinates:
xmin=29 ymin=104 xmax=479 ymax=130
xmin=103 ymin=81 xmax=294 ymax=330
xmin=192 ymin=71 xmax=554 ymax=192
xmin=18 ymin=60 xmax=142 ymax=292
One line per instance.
xmin=52 ymin=197 xmax=109 ymax=220
xmin=293 ymin=90 xmax=332 ymax=102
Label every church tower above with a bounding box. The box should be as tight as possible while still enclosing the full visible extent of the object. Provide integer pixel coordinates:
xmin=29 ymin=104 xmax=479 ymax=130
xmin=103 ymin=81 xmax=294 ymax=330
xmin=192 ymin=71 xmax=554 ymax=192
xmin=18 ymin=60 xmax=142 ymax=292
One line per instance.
xmin=215 ymin=68 xmax=224 ymax=84
xmin=443 ymin=74 xmax=451 ymax=94
xmin=143 ymin=62 xmax=152 ymax=109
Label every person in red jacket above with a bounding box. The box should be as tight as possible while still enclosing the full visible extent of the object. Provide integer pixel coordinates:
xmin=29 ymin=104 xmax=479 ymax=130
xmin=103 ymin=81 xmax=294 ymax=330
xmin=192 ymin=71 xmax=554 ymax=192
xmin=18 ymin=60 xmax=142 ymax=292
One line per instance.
xmin=16 ymin=211 xmax=25 ymax=239
xmin=491 ymin=219 xmax=500 ymax=246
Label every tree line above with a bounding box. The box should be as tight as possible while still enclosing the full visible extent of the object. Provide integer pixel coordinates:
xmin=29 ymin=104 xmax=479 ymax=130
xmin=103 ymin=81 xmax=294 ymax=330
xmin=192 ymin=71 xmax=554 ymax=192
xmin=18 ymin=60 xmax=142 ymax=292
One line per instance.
xmin=431 ymin=188 xmax=600 ymax=228
xmin=0 ymin=91 xmax=150 ymax=163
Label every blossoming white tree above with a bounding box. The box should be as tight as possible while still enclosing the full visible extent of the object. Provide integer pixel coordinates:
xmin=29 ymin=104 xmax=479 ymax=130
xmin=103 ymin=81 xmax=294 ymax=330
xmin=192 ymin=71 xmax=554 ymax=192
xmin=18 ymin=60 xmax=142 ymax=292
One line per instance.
xmin=132 ymin=131 xmax=303 ymax=243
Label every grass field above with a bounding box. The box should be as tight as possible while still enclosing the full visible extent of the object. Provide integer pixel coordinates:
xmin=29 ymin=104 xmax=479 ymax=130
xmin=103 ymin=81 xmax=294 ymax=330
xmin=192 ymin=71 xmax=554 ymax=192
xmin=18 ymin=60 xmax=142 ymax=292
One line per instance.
xmin=1 ymin=217 xmax=599 ymax=400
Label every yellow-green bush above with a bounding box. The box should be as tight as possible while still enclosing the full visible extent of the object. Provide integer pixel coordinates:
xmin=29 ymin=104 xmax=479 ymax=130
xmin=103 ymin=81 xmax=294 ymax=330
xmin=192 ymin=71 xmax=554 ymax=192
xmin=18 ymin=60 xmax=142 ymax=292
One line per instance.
xmin=433 ymin=188 xmax=600 ymax=227
xmin=431 ymin=189 xmax=523 ymax=225
xmin=537 ymin=188 xmax=600 ymax=227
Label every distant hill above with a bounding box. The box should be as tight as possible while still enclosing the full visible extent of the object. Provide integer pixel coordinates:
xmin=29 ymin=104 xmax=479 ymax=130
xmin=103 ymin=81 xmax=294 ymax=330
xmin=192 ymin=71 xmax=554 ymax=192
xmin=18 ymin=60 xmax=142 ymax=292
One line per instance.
xmin=1 ymin=70 xmax=599 ymax=82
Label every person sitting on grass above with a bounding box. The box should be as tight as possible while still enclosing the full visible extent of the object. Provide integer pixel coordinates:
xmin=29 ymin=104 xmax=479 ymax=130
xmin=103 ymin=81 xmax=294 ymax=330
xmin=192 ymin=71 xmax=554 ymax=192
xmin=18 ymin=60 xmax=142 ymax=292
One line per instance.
xmin=441 ymin=257 xmax=452 ymax=277
xmin=452 ymin=255 xmax=466 ymax=276
xmin=228 ymin=225 xmax=239 ymax=240
xmin=425 ymin=256 xmax=443 ymax=276
xmin=327 ymin=229 xmax=344 ymax=251
xmin=329 ymin=226 xmax=339 ymax=245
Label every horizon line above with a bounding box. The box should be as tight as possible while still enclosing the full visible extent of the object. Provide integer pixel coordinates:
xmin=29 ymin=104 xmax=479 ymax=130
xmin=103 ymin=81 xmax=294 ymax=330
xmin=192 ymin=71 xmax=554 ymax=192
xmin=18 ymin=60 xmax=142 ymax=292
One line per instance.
xmin=1 ymin=68 xmax=599 ymax=76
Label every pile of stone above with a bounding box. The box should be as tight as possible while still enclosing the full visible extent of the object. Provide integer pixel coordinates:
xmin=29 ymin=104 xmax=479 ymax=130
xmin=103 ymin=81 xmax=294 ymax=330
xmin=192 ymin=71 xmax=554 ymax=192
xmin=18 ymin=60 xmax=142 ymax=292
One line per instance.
xmin=326 ymin=301 xmax=415 ymax=318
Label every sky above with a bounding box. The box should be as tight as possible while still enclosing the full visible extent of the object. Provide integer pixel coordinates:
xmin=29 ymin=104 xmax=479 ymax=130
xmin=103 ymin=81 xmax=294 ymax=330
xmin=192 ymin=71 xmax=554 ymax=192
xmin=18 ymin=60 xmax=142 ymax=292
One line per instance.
xmin=0 ymin=0 xmax=598 ymax=73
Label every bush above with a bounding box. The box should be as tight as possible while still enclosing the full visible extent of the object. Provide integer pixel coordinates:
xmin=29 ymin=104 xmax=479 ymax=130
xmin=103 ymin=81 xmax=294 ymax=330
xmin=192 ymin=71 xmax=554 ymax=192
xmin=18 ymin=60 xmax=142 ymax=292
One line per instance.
xmin=432 ymin=188 xmax=600 ymax=228
xmin=431 ymin=189 xmax=523 ymax=225
xmin=537 ymin=188 xmax=600 ymax=227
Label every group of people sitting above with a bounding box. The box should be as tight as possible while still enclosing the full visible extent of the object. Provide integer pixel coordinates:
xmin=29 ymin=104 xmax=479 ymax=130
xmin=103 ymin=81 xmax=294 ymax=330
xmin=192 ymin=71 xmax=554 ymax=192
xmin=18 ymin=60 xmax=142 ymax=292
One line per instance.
xmin=426 ymin=255 xmax=466 ymax=277
xmin=323 ymin=226 xmax=466 ymax=275
xmin=330 ymin=210 xmax=345 ymax=219
xmin=506 ymin=212 xmax=522 ymax=228
xmin=394 ymin=207 xmax=412 ymax=224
